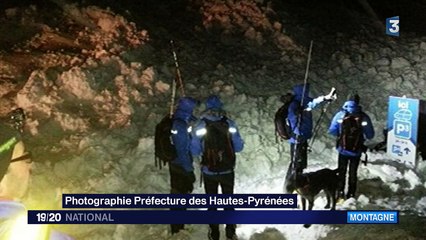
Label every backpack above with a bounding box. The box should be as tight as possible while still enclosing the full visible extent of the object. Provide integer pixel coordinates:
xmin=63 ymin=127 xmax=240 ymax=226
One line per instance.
xmin=154 ymin=114 xmax=177 ymax=169
xmin=274 ymin=93 xmax=294 ymax=140
xmin=201 ymin=117 xmax=236 ymax=172
xmin=338 ymin=112 xmax=364 ymax=151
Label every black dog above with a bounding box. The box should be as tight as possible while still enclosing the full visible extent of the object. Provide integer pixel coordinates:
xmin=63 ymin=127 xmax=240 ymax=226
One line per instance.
xmin=285 ymin=168 xmax=339 ymax=228
xmin=285 ymin=168 xmax=339 ymax=211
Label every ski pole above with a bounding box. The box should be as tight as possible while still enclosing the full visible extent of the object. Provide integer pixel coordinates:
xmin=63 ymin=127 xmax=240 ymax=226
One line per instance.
xmin=169 ymin=74 xmax=177 ymax=117
xmin=308 ymin=87 xmax=336 ymax=151
xmin=308 ymin=102 xmax=330 ymax=151
xmin=290 ymin=40 xmax=314 ymax=178
xmin=170 ymin=40 xmax=185 ymax=97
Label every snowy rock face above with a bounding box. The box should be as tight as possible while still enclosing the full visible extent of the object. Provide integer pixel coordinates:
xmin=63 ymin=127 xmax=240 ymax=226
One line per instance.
xmin=1 ymin=0 xmax=426 ymax=239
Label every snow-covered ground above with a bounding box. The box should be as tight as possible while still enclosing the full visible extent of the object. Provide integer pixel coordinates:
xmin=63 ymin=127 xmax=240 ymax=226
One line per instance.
xmin=0 ymin=1 xmax=425 ymax=239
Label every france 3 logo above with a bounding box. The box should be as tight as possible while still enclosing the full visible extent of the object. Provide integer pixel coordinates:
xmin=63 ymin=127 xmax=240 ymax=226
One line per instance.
xmin=386 ymin=16 xmax=400 ymax=37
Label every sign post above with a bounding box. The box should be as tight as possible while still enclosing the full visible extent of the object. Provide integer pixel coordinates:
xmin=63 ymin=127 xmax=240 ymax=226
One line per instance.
xmin=387 ymin=96 xmax=419 ymax=167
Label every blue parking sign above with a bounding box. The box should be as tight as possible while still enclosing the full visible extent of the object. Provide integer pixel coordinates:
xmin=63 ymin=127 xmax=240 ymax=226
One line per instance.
xmin=387 ymin=96 xmax=419 ymax=167
xmin=394 ymin=120 xmax=411 ymax=139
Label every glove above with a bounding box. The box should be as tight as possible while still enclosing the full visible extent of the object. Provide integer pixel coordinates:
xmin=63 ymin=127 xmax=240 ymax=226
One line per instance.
xmin=324 ymin=87 xmax=337 ymax=102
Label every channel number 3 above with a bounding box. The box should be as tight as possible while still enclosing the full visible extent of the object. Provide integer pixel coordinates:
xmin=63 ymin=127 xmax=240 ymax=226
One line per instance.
xmin=388 ymin=19 xmax=399 ymax=34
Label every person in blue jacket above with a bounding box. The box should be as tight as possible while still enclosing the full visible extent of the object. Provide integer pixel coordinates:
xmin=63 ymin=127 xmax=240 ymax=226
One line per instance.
xmin=0 ymin=108 xmax=73 ymax=239
xmin=169 ymin=96 xmax=199 ymax=234
xmin=191 ymin=95 xmax=243 ymax=240
xmin=287 ymin=83 xmax=336 ymax=175
xmin=328 ymin=94 xmax=374 ymax=200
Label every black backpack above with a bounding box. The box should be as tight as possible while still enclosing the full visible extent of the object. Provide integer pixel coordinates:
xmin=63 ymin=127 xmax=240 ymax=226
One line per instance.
xmin=274 ymin=93 xmax=294 ymax=140
xmin=154 ymin=114 xmax=177 ymax=169
xmin=201 ymin=117 xmax=236 ymax=172
xmin=338 ymin=112 xmax=364 ymax=151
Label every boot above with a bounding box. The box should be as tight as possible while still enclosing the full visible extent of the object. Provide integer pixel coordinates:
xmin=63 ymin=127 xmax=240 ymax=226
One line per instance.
xmin=225 ymin=224 xmax=238 ymax=240
xmin=208 ymin=227 xmax=220 ymax=240
xmin=337 ymin=191 xmax=345 ymax=204
xmin=346 ymin=193 xmax=355 ymax=199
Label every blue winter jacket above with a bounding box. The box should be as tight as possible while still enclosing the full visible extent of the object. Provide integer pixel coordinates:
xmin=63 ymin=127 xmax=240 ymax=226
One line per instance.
xmin=171 ymin=97 xmax=198 ymax=172
xmin=191 ymin=95 xmax=244 ymax=174
xmin=288 ymin=83 xmax=327 ymax=143
xmin=328 ymin=100 xmax=375 ymax=156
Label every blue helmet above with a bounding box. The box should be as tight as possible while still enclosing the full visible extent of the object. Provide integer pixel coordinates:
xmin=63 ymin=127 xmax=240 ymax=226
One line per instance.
xmin=205 ymin=95 xmax=223 ymax=110
xmin=177 ymin=97 xmax=199 ymax=113
xmin=292 ymin=83 xmax=310 ymax=101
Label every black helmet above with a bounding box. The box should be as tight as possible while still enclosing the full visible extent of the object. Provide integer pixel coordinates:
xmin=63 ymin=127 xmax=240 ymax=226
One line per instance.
xmin=8 ymin=108 xmax=26 ymax=132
